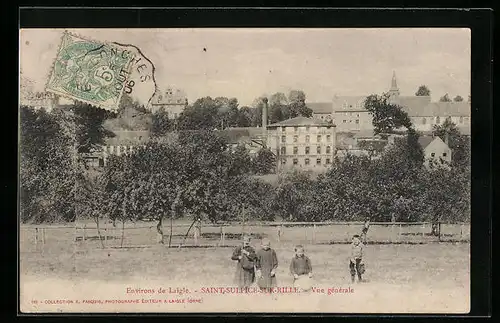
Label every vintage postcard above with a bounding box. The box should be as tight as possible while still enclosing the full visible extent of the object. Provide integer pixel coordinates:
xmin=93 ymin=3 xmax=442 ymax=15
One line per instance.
xmin=19 ymin=28 xmax=471 ymax=313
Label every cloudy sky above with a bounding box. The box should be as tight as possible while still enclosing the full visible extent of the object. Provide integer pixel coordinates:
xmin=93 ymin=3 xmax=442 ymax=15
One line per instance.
xmin=19 ymin=28 xmax=470 ymax=106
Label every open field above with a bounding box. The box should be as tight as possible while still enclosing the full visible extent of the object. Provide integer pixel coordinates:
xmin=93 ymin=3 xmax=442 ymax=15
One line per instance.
xmin=20 ymin=222 xmax=470 ymax=313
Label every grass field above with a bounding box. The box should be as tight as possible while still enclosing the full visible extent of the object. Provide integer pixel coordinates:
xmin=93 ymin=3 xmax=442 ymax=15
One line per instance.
xmin=19 ymin=222 xmax=470 ymax=313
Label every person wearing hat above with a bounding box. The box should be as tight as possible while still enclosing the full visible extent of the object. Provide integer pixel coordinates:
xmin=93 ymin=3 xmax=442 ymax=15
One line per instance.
xmin=255 ymin=238 xmax=279 ymax=290
xmin=231 ymin=235 xmax=257 ymax=288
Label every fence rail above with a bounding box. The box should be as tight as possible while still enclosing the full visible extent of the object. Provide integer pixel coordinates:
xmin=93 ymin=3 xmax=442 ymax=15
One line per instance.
xmin=20 ymin=221 xmax=470 ymax=254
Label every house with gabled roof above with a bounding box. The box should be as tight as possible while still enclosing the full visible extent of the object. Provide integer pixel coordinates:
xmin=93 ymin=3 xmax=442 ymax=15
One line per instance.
xmin=418 ymin=135 xmax=452 ymax=168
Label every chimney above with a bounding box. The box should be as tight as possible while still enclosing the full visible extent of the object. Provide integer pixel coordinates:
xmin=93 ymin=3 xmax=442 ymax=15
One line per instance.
xmin=262 ymin=97 xmax=268 ymax=132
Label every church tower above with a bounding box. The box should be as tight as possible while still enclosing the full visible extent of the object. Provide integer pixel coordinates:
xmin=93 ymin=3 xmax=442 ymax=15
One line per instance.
xmin=388 ymin=71 xmax=400 ymax=104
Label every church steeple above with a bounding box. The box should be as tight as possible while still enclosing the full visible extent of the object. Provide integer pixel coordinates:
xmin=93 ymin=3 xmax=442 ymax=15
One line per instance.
xmin=388 ymin=71 xmax=400 ymax=102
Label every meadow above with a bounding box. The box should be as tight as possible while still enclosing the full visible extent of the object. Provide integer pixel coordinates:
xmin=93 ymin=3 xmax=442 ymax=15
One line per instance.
xmin=19 ymin=221 xmax=470 ymax=313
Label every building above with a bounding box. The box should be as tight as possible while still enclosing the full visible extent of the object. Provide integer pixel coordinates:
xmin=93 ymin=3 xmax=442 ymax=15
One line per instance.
xmin=150 ymin=88 xmax=188 ymax=118
xmin=307 ymin=102 xmax=333 ymax=122
xmin=418 ymin=135 xmax=452 ymax=168
xmin=20 ymin=74 xmax=59 ymax=111
xmin=100 ymin=130 xmax=151 ymax=166
xmin=307 ymin=72 xmax=471 ymax=136
xmin=217 ymin=127 xmax=265 ymax=157
xmin=266 ymin=116 xmax=337 ymax=171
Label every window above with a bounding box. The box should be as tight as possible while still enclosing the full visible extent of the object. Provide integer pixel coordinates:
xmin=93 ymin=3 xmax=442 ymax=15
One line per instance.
xmin=355 ymin=119 xmax=359 ymax=124
xmin=431 ymin=153 xmax=435 ymax=158
xmin=327 ymin=134 xmax=331 ymax=141
xmin=281 ymin=127 xmax=285 ymax=132
xmin=280 ymin=147 xmax=286 ymax=155
xmin=357 ymin=113 xmax=360 ymax=117
xmin=422 ymin=118 xmax=427 ymax=125
xmin=305 ymin=158 xmax=310 ymax=165
xmin=459 ymin=116 xmax=463 ymax=124
xmin=293 ymin=158 xmax=298 ymax=165
xmin=317 ymin=146 xmax=321 ymax=154
xmin=321 ymin=116 xmax=324 ymax=119
xmin=305 ymin=135 xmax=310 ymax=143
xmin=305 ymin=146 xmax=310 ymax=154
xmin=442 ymin=152 xmax=447 ymax=157
xmin=293 ymin=135 xmax=298 ymax=143
xmin=306 ymin=126 xmax=310 ymax=131
xmin=317 ymin=135 xmax=322 ymax=142
xmin=281 ymin=158 xmax=287 ymax=165
xmin=326 ymin=146 xmax=331 ymax=154
xmin=293 ymin=147 xmax=298 ymax=155
xmin=326 ymin=158 xmax=331 ymax=164
xmin=343 ymin=120 xmax=347 ymax=123
xmin=281 ymin=135 xmax=286 ymax=143
xmin=294 ymin=127 xmax=298 ymax=132
xmin=342 ymin=102 xmax=348 ymax=109
xmin=436 ymin=116 xmax=440 ymax=124
xmin=316 ymin=158 xmax=321 ymax=165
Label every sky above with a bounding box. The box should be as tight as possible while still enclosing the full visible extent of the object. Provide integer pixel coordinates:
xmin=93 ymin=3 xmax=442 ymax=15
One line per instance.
xmin=19 ymin=28 xmax=471 ymax=107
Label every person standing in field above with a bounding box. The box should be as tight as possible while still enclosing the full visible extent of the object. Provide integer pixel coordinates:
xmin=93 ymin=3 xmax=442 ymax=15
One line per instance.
xmin=255 ymin=238 xmax=279 ymax=291
xmin=193 ymin=218 xmax=202 ymax=246
xmin=361 ymin=217 xmax=370 ymax=244
xmin=231 ymin=235 xmax=257 ymax=288
xmin=349 ymin=234 xmax=365 ymax=283
xmin=290 ymin=245 xmax=313 ymax=292
xmin=276 ymin=224 xmax=283 ymax=242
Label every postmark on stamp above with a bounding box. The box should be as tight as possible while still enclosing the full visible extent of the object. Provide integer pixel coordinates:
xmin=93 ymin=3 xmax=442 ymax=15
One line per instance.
xmin=45 ymin=32 xmax=136 ymax=110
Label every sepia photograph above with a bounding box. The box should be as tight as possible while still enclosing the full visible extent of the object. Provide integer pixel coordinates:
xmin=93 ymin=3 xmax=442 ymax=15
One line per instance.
xmin=19 ymin=27 xmax=471 ymax=314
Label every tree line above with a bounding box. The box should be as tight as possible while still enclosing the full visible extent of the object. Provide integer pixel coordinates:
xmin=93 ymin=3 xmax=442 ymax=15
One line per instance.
xmin=20 ymin=90 xmax=470 ymax=238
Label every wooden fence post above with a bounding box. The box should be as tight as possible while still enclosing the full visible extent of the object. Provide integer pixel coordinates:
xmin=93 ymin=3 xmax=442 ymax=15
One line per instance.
xmin=83 ymin=224 xmax=87 ymax=241
xmin=35 ymin=228 xmax=39 ymax=250
xmin=313 ymin=224 xmax=316 ymax=244
xmin=104 ymin=221 xmax=108 ymax=244
xmin=41 ymin=228 xmax=46 ymax=254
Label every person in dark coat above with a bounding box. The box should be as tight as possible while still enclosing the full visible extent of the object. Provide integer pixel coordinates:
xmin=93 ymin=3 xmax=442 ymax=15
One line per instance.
xmin=231 ymin=235 xmax=257 ymax=288
xmin=255 ymin=238 xmax=279 ymax=290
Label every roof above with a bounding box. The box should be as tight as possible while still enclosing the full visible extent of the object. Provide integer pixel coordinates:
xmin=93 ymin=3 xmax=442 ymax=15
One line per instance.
xmin=402 ymin=101 xmax=470 ymax=117
xmin=417 ymin=136 xmax=435 ymax=149
xmin=396 ymin=96 xmax=432 ymax=113
xmin=105 ymin=130 xmax=150 ymax=146
xmin=267 ymin=116 xmax=334 ymax=128
xmin=332 ymin=96 xmax=368 ymax=111
xmin=216 ymin=127 xmax=261 ymax=143
xmin=308 ymin=102 xmax=333 ymax=114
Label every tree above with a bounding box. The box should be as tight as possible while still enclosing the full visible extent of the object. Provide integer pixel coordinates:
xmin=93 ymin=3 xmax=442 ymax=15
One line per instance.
xmin=151 ymin=107 xmax=173 ymax=136
xmin=439 ymin=93 xmax=452 ymax=102
xmin=20 ymin=106 xmax=83 ymax=224
xmin=415 ymin=85 xmax=431 ymax=96
xmin=364 ymin=93 xmax=414 ymax=136
xmin=288 ymin=90 xmax=313 ymax=118
xmin=273 ymin=171 xmax=315 ymax=221
xmin=453 ymin=95 xmax=464 ymax=102
xmin=177 ymin=97 xmax=219 ymax=130
xmin=236 ymin=106 xmax=253 ymax=127
xmin=432 ymin=118 xmax=470 ymax=167
xmin=72 ymin=102 xmax=115 ymax=153
xmin=357 ymin=139 xmax=387 ymax=161
xmin=229 ymin=144 xmax=252 ymax=175
xmin=252 ymin=148 xmax=277 ymax=175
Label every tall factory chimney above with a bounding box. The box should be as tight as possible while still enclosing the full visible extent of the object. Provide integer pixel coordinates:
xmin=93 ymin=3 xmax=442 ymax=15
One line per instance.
xmin=261 ymin=97 xmax=268 ymax=148
xmin=262 ymin=97 xmax=268 ymax=130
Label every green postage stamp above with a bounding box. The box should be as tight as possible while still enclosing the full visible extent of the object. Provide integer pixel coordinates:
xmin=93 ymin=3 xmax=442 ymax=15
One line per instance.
xmin=45 ymin=32 xmax=135 ymax=110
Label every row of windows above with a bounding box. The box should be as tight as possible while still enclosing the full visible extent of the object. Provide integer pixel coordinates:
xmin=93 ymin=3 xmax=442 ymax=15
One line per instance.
xmin=430 ymin=152 xmax=448 ymax=158
xmin=341 ymin=102 xmax=363 ymax=109
xmin=282 ymin=134 xmax=332 ymax=143
xmin=280 ymin=146 xmax=332 ymax=155
xmin=338 ymin=112 xmax=361 ymax=117
xmin=281 ymin=158 xmax=332 ymax=165
xmin=420 ymin=116 xmax=469 ymax=125
xmin=341 ymin=119 xmax=360 ymax=124
xmin=280 ymin=126 xmax=331 ymax=132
